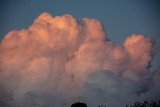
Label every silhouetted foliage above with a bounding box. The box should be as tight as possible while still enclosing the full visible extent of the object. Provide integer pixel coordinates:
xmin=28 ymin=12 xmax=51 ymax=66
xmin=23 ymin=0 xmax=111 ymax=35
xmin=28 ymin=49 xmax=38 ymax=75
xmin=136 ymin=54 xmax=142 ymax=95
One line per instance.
xmin=71 ymin=100 xmax=160 ymax=107
xmin=98 ymin=104 xmax=107 ymax=107
xmin=71 ymin=102 xmax=87 ymax=107
xmin=126 ymin=100 xmax=160 ymax=107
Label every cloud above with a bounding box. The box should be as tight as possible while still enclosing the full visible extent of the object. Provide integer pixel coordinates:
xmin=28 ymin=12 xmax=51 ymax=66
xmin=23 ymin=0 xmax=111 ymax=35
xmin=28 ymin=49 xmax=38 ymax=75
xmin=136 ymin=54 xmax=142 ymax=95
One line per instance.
xmin=0 ymin=12 xmax=159 ymax=107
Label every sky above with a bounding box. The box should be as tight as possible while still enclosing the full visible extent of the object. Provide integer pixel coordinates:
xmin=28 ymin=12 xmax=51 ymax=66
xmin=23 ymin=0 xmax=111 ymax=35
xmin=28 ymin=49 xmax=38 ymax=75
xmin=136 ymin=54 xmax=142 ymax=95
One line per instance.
xmin=0 ymin=0 xmax=160 ymax=107
xmin=0 ymin=0 xmax=160 ymax=67
xmin=0 ymin=0 xmax=160 ymax=41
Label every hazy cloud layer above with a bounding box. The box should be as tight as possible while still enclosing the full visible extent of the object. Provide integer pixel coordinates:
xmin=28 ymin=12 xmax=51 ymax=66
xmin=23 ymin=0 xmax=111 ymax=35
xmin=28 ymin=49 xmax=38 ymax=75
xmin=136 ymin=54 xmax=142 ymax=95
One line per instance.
xmin=0 ymin=12 xmax=159 ymax=107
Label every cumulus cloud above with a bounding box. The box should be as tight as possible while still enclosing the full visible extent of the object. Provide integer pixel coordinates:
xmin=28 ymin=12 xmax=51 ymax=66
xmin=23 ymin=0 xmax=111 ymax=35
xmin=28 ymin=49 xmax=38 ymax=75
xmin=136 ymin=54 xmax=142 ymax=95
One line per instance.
xmin=0 ymin=12 xmax=159 ymax=107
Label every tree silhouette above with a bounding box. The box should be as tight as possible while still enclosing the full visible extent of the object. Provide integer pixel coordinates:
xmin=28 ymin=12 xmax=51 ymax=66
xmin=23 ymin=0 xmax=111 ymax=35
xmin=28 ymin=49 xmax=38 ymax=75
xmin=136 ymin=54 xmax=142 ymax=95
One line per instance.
xmin=71 ymin=102 xmax=87 ymax=107
xmin=126 ymin=100 xmax=160 ymax=107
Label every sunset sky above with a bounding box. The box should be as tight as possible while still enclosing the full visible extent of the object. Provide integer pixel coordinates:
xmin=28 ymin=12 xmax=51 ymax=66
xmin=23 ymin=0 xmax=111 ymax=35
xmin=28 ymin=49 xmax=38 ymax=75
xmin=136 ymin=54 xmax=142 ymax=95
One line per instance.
xmin=0 ymin=0 xmax=160 ymax=67
xmin=0 ymin=0 xmax=160 ymax=107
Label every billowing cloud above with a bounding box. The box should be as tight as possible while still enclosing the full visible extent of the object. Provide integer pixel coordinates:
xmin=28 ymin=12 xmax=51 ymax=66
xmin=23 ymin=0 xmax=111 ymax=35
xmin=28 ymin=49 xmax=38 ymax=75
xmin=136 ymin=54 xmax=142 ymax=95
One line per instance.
xmin=0 ymin=12 xmax=159 ymax=107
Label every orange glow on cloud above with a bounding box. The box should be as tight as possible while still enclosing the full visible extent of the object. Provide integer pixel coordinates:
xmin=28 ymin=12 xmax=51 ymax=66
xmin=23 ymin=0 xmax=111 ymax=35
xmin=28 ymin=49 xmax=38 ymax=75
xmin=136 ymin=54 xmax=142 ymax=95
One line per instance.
xmin=0 ymin=12 xmax=158 ymax=107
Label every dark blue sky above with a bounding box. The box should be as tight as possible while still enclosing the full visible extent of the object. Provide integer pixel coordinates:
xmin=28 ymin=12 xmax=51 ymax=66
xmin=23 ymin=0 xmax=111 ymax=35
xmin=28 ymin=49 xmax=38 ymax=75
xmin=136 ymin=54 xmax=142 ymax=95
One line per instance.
xmin=0 ymin=0 xmax=160 ymax=67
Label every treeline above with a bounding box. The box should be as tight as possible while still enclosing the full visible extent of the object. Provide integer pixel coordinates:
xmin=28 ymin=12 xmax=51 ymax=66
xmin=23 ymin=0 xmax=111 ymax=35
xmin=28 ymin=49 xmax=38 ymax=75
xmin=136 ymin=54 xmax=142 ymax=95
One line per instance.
xmin=97 ymin=100 xmax=160 ymax=107
xmin=71 ymin=101 xmax=160 ymax=107
xmin=126 ymin=100 xmax=160 ymax=107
